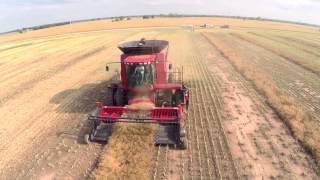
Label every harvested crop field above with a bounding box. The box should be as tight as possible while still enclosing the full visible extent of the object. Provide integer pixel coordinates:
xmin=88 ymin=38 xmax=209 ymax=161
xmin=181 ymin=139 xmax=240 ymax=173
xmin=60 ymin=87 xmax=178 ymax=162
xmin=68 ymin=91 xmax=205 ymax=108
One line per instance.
xmin=0 ymin=17 xmax=319 ymax=179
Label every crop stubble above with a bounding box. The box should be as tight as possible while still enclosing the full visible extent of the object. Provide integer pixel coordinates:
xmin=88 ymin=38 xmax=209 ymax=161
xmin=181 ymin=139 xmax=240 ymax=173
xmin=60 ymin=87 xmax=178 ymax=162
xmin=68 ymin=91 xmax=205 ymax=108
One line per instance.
xmin=0 ymin=30 xmax=141 ymax=179
xmin=151 ymin=31 xmax=239 ymax=180
xmin=201 ymin=31 xmax=320 ymax=178
xmin=0 ymin=23 xmax=320 ymax=179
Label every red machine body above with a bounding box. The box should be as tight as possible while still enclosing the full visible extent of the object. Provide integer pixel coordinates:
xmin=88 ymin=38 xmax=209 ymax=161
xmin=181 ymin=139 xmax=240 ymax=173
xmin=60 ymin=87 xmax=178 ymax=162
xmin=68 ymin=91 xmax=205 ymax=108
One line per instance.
xmin=120 ymin=48 xmax=181 ymax=91
xmin=86 ymin=39 xmax=189 ymax=148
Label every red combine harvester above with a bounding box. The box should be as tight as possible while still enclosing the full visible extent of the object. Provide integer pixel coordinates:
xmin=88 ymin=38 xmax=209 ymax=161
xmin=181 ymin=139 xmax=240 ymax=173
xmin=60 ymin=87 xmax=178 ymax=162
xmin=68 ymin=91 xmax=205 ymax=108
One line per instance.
xmin=85 ymin=39 xmax=189 ymax=149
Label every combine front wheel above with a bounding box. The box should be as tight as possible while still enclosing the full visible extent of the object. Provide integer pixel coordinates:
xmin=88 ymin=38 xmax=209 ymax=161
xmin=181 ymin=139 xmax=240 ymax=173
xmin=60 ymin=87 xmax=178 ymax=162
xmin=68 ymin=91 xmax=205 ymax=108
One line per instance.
xmin=173 ymin=90 xmax=184 ymax=106
xmin=115 ymin=88 xmax=125 ymax=106
xmin=104 ymin=88 xmax=115 ymax=105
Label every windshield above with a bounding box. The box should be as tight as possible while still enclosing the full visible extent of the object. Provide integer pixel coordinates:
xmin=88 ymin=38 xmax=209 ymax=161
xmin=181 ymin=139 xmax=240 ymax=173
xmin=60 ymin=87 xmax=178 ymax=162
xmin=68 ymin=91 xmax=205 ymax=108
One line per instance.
xmin=126 ymin=63 xmax=155 ymax=88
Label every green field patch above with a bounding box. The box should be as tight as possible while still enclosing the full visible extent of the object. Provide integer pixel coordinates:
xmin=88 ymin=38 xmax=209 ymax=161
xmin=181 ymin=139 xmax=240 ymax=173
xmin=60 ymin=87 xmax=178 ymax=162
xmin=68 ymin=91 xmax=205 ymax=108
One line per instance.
xmin=0 ymin=42 xmax=33 ymax=52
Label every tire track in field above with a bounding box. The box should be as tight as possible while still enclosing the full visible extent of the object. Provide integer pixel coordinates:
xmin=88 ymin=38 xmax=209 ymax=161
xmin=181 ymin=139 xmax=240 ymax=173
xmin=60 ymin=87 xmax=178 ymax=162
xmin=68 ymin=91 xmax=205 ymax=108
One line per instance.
xmin=220 ymin=60 xmax=319 ymax=179
xmin=229 ymin=33 xmax=320 ymax=76
xmin=6 ymin=72 xmax=111 ymax=179
xmin=0 ymin=34 xmax=100 ymax=60
xmin=0 ymin=47 xmax=112 ymax=157
xmin=0 ymin=38 xmax=123 ymax=173
xmin=0 ymin=55 xmax=110 ymax=179
xmin=248 ymin=32 xmax=320 ymax=58
xmin=214 ymin=33 xmax=320 ymax=121
xmin=0 ymin=78 xmax=106 ymax=179
xmin=0 ymin=46 xmax=106 ymax=107
xmin=0 ymin=32 xmax=130 ymax=179
xmin=0 ymin=42 xmax=33 ymax=53
xmin=0 ymin=31 xmax=132 ymax=130
xmin=206 ymin=32 xmax=320 ymax=120
xmin=0 ymin=53 xmax=64 ymax=84
xmin=0 ymin=32 xmax=124 ymax=106
xmin=275 ymin=35 xmax=320 ymax=49
xmin=0 ymin=29 xmax=138 ymax=155
xmin=0 ymin=35 xmax=109 ymax=84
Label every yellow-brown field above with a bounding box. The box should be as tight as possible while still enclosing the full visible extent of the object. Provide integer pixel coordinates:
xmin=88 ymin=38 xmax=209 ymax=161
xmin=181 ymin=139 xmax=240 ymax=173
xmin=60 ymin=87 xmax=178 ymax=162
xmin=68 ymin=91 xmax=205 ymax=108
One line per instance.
xmin=0 ymin=17 xmax=319 ymax=179
xmin=1 ymin=17 xmax=318 ymax=43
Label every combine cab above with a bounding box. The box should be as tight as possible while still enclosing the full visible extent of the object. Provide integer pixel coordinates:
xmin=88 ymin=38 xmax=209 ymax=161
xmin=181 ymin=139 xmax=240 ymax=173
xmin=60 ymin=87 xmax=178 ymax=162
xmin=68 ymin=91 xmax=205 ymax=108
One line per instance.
xmin=85 ymin=39 xmax=189 ymax=149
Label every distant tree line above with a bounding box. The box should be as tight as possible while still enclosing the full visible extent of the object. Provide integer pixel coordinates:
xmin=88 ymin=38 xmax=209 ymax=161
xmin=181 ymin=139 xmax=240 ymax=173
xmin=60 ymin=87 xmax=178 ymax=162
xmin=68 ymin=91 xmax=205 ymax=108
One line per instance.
xmin=158 ymin=14 xmax=320 ymax=28
xmin=142 ymin=15 xmax=155 ymax=19
xmin=3 ymin=14 xmax=319 ymax=34
xmin=16 ymin=21 xmax=72 ymax=33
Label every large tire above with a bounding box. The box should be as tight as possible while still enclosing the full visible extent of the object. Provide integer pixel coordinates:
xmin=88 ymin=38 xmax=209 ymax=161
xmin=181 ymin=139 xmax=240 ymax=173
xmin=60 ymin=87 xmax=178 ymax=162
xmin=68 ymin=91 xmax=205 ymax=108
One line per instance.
xmin=104 ymin=88 xmax=115 ymax=106
xmin=178 ymin=127 xmax=187 ymax=149
xmin=180 ymin=128 xmax=186 ymax=137
xmin=84 ymin=134 xmax=91 ymax=144
xmin=173 ymin=90 xmax=184 ymax=106
xmin=115 ymin=88 xmax=124 ymax=106
xmin=179 ymin=137 xmax=187 ymax=150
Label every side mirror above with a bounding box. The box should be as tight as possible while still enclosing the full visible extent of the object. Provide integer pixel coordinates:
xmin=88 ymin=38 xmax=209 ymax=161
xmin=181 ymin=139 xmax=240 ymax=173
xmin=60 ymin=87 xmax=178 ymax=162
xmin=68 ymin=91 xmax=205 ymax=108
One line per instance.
xmin=106 ymin=65 xmax=109 ymax=71
xmin=169 ymin=64 xmax=172 ymax=70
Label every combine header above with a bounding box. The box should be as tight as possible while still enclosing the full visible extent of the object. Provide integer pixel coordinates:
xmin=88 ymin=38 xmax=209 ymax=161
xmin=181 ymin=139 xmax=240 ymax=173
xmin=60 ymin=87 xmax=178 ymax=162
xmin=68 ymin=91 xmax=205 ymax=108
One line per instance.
xmin=85 ymin=38 xmax=189 ymax=149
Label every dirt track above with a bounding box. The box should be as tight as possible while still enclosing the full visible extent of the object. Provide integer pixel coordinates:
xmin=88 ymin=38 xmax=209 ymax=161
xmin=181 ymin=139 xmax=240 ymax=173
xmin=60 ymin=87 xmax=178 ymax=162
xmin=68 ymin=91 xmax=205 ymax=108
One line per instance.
xmin=219 ymin=32 xmax=320 ymax=120
xmin=199 ymin=33 xmax=319 ymax=179
xmin=0 ymin=27 xmax=319 ymax=179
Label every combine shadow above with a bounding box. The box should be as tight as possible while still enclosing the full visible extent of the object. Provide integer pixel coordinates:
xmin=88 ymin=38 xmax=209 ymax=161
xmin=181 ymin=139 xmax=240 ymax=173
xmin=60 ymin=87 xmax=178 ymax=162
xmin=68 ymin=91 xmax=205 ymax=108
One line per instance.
xmin=50 ymin=75 xmax=119 ymax=114
xmin=50 ymin=75 xmax=119 ymax=144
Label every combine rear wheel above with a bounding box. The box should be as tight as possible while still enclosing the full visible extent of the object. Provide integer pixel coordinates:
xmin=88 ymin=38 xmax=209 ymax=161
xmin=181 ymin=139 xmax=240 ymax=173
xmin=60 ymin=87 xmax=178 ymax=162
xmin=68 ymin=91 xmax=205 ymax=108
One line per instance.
xmin=179 ymin=137 xmax=187 ymax=150
xmin=84 ymin=134 xmax=91 ymax=144
xmin=179 ymin=128 xmax=187 ymax=149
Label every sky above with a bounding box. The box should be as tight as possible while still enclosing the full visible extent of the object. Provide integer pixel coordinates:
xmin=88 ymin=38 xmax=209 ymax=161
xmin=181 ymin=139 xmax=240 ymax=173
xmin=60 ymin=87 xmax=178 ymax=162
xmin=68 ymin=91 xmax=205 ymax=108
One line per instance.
xmin=0 ymin=0 xmax=319 ymax=32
